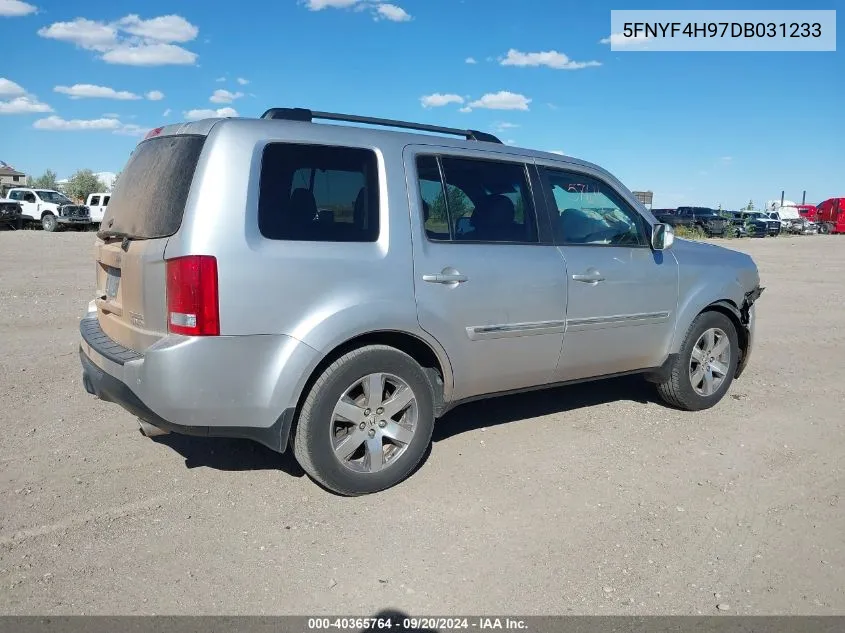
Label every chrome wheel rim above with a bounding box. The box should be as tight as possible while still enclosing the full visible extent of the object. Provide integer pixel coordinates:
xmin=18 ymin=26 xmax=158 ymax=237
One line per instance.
xmin=689 ymin=327 xmax=731 ymax=396
xmin=330 ymin=372 xmax=418 ymax=474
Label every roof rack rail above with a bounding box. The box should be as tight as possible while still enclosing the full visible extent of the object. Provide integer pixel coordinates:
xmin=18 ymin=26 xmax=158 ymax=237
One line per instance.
xmin=260 ymin=107 xmax=503 ymax=144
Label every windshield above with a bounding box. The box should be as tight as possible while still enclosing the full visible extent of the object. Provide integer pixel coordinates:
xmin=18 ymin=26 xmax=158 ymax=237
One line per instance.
xmin=37 ymin=190 xmax=72 ymax=204
xmin=102 ymin=135 xmax=205 ymax=239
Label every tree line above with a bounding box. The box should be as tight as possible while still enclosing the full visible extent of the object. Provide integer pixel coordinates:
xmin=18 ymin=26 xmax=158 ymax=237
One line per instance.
xmin=26 ymin=169 xmax=120 ymax=203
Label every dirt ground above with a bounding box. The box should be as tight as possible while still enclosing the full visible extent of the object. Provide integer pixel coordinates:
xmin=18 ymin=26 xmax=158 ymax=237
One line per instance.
xmin=0 ymin=230 xmax=842 ymax=616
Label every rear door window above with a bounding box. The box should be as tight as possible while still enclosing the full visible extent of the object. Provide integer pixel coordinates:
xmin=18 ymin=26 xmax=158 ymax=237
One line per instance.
xmin=90 ymin=195 xmax=101 ymax=206
xmin=258 ymin=143 xmax=379 ymax=242
xmin=102 ymin=135 xmax=205 ymax=239
xmin=415 ymin=154 xmax=538 ymax=243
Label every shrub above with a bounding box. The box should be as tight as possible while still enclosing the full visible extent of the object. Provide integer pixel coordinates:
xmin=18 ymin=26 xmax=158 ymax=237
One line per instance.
xmin=672 ymin=225 xmax=707 ymax=240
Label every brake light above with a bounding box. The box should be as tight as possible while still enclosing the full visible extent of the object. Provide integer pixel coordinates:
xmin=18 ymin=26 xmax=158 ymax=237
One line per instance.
xmin=166 ymin=256 xmax=219 ymax=336
xmin=144 ymin=126 xmax=164 ymax=140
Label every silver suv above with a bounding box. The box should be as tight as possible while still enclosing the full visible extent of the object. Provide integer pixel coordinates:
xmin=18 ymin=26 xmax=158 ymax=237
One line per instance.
xmin=79 ymin=108 xmax=764 ymax=495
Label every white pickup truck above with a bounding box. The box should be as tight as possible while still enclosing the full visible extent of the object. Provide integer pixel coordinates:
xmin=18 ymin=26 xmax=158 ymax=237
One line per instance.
xmin=5 ymin=187 xmax=92 ymax=232
xmin=86 ymin=192 xmax=111 ymax=224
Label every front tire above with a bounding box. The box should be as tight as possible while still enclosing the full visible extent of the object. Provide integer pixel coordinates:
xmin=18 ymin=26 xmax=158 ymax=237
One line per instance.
xmin=41 ymin=213 xmax=59 ymax=232
xmin=293 ymin=345 xmax=435 ymax=496
xmin=655 ymin=311 xmax=739 ymax=411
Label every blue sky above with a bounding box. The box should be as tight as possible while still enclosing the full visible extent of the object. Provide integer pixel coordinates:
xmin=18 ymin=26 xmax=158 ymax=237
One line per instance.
xmin=1 ymin=0 xmax=842 ymax=208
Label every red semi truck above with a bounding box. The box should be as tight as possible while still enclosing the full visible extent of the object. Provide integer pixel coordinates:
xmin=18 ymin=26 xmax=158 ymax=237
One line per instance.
xmin=815 ymin=198 xmax=845 ymax=234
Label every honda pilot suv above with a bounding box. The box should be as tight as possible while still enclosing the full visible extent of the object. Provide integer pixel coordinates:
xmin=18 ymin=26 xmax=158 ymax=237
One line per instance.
xmin=79 ymin=108 xmax=764 ymax=495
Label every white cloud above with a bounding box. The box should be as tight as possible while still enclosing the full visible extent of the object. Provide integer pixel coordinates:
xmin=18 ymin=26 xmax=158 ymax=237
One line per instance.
xmin=304 ymin=0 xmax=362 ymax=9
xmin=33 ymin=115 xmax=122 ymax=130
xmin=146 ymin=90 xmax=165 ymax=101
xmin=494 ymin=122 xmax=519 ymax=130
xmin=38 ymin=14 xmax=199 ymax=66
xmin=0 ymin=78 xmax=26 ymax=97
xmin=103 ymin=113 xmax=120 ymax=119
xmin=33 ymin=114 xmax=148 ymax=136
xmin=303 ymin=0 xmax=412 ymax=22
xmin=38 ymin=18 xmax=117 ymax=51
xmin=102 ymin=43 xmax=197 ymax=66
xmin=721 ymin=156 xmax=733 ymax=162
xmin=210 ymin=89 xmax=244 ymax=104
xmin=465 ymin=57 xmax=477 ymax=64
xmin=0 ymin=96 xmax=52 ymax=114
xmin=163 ymin=108 xmax=172 ymax=117
xmin=215 ymin=76 xmax=226 ymax=82
xmin=464 ymin=91 xmax=531 ymax=112
xmin=0 ymin=0 xmax=37 ymax=17
xmin=55 ymin=84 xmax=141 ymax=100
xmin=112 ymin=123 xmax=146 ymax=137
xmin=236 ymin=77 xmax=249 ymax=85
xmin=500 ymin=49 xmax=601 ymax=70
xmin=375 ymin=3 xmax=411 ymax=21
xmin=117 ymin=14 xmax=198 ymax=43
xmin=600 ymin=33 xmax=650 ymax=48
xmin=184 ymin=107 xmax=238 ymax=120
xmin=420 ymin=93 xmax=464 ymax=108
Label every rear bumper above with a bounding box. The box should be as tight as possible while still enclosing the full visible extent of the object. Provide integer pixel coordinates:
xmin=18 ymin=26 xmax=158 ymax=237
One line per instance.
xmin=78 ymin=310 xmax=320 ymax=452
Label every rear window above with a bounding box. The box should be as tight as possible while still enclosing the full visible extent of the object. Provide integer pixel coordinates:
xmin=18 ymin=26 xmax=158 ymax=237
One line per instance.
xmin=258 ymin=143 xmax=379 ymax=242
xmin=103 ymin=135 xmax=205 ymax=239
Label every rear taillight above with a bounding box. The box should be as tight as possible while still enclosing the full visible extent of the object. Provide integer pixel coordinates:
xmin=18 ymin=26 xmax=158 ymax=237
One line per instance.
xmin=166 ymin=256 xmax=219 ymax=336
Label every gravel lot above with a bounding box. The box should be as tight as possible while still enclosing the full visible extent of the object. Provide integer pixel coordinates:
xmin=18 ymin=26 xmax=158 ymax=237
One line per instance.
xmin=0 ymin=230 xmax=843 ymax=616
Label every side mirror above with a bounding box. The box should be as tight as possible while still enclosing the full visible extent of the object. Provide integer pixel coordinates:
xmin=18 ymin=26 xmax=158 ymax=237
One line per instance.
xmin=651 ymin=223 xmax=674 ymax=251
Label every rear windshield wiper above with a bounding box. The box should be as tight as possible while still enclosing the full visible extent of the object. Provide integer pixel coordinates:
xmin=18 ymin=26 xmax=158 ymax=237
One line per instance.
xmin=96 ymin=229 xmax=147 ymax=241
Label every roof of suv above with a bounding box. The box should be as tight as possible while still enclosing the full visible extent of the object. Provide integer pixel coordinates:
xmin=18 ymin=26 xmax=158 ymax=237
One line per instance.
xmin=142 ymin=108 xmax=623 ymax=194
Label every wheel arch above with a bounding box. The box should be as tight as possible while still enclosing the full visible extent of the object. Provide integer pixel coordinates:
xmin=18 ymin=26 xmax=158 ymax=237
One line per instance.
xmin=287 ymin=329 xmax=453 ymax=445
xmin=700 ymin=300 xmax=749 ymax=374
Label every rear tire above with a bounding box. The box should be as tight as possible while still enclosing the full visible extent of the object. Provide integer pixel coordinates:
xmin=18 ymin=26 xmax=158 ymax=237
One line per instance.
xmin=819 ymin=223 xmax=831 ymax=235
xmin=655 ymin=311 xmax=739 ymax=411
xmin=293 ymin=345 xmax=435 ymax=496
xmin=41 ymin=213 xmax=58 ymax=232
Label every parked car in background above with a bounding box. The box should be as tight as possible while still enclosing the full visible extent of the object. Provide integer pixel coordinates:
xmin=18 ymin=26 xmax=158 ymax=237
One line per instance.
xmin=5 ymin=187 xmax=92 ymax=231
xmin=0 ymin=198 xmax=24 ymax=230
xmin=720 ymin=210 xmax=753 ymax=237
xmin=814 ymin=198 xmax=845 ymax=234
xmin=741 ymin=210 xmax=780 ymax=236
xmin=86 ymin=192 xmax=111 ymax=224
xmin=78 ymin=107 xmax=764 ymax=495
xmin=653 ymin=206 xmax=729 ymax=236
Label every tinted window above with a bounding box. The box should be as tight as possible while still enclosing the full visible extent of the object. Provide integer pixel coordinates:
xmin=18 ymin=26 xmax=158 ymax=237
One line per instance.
xmin=103 ymin=196 xmax=110 ymax=206
xmin=545 ymin=169 xmax=648 ymax=246
xmin=416 ymin=155 xmax=538 ymax=243
xmin=259 ymin=143 xmax=379 ymax=242
xmin=103 ymin=135 xmax=205 ymax=239
xmin=90 ymin=195 xmax=101 ymax=206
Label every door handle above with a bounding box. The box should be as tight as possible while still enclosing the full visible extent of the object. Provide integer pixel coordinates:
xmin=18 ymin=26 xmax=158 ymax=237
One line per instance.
xmin=572 ymin=271 xmax=605 ymax=284
xmin=423 ymin=273 xmax=468 ymax=284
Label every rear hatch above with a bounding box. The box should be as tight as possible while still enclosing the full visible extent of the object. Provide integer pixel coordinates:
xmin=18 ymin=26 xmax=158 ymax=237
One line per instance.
xmin=95 ymin=134 xmax=205 ymax=352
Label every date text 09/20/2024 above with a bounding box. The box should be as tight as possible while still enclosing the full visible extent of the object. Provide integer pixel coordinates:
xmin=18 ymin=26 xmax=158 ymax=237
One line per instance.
xmin=306 ymin=617 xmax=528 ymax=631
